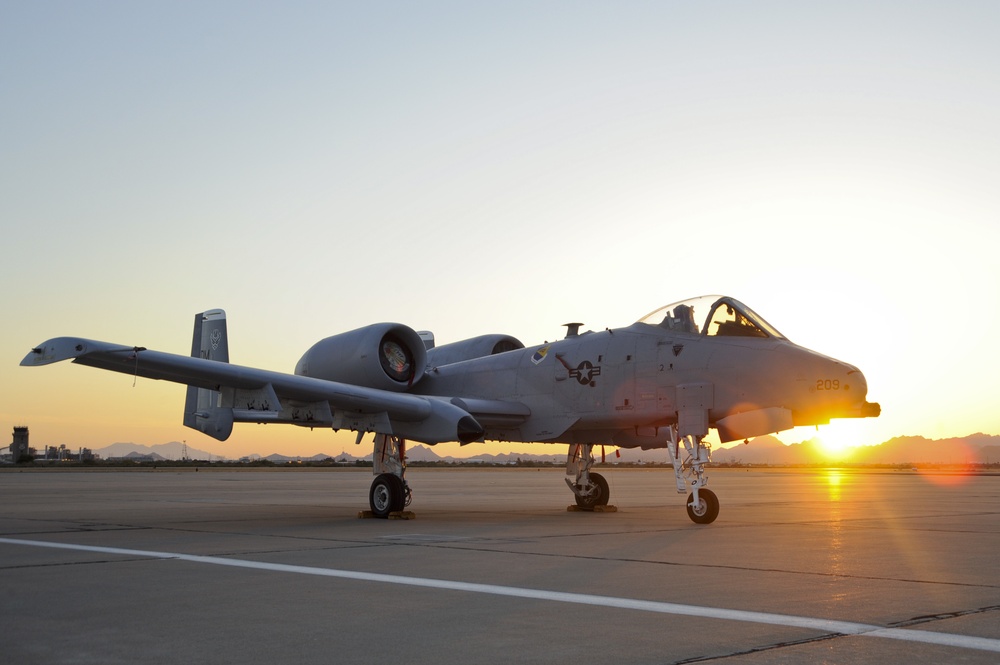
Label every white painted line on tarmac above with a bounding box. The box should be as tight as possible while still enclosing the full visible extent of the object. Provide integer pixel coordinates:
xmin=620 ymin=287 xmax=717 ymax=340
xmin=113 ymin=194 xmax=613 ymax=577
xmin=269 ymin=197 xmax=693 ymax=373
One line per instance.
xmin=3 ymin=536 xmax=999 ymax=654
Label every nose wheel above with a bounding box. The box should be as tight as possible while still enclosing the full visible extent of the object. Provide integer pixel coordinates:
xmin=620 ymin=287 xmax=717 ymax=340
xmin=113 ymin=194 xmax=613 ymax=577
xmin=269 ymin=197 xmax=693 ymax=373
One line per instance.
xmin=686 ymin=488 xmax=719 ymax=524
xmin=666 ymin=426 xmax=720 ymax=524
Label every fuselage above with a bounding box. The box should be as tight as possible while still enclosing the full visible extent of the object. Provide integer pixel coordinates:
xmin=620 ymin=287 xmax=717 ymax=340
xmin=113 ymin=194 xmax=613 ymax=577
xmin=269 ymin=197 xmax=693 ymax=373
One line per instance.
xmin=414 ymin=296 xmax=878 ymax=447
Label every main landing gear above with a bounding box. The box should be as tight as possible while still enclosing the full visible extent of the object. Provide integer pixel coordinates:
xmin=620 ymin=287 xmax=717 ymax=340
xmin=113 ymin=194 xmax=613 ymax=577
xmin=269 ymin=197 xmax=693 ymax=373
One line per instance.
xmin=565 ymin=444 xmax=610 ymax=509
xmin=364 ymin=431 xmax=719 ymax=524
xmin=368 ymin=434 xmax=412 ymax=518
xmin=666 ymin=425 xmax=719 ymax=524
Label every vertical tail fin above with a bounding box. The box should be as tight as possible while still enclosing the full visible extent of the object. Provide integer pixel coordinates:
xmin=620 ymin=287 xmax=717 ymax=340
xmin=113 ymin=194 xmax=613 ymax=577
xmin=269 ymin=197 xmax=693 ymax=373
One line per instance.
xmin=183 ymin=309 xmax=234 ymax=440
xmin=191 ymin=308 xmax=229 ymax=362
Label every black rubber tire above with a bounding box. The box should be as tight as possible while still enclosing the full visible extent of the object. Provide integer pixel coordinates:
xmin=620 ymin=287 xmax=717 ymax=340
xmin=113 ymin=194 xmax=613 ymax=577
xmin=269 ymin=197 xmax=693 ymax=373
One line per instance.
xmin=390 ymin=475 xmax=408 ymax=512
xmin=686 ymin=488 xmax=720 ymax=524
xmin=574 ymin=472 xmax=610 ymax=508
xmin=369 ymin=473 xmax=405 ymax=518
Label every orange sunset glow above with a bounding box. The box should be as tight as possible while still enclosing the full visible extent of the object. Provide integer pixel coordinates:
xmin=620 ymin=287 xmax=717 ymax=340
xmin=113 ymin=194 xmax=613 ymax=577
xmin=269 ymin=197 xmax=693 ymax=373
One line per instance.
xmin=2 ymin=4 xmax=998 ymax=461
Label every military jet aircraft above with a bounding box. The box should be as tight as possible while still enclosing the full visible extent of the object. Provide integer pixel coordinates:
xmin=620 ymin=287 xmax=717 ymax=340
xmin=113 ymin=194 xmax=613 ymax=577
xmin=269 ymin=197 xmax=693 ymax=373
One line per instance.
xmin=21 ymin=295 xmax=879 ymax=523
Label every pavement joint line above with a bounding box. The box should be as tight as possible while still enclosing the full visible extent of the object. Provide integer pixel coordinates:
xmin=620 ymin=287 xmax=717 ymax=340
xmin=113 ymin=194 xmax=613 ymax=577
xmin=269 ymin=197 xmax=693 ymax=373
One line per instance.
xmin=3 ymin=536 xmax=999 ymax=655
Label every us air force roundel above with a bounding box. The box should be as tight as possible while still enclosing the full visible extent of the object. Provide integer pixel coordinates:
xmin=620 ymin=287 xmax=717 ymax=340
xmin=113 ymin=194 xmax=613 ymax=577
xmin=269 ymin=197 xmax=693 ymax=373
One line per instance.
xmin=569 ymin=360 xmax=601 ymax=386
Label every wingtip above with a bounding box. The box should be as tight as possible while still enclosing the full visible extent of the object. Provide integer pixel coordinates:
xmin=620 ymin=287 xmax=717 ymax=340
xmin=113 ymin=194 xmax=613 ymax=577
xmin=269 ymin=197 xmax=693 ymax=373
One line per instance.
xmin=19 ymin=346 xmax=45 ymax=366
xmin=19 ymin=337 xmax=109 ymax=366
xmin=19 ymin=340 xmax=81 ymax=367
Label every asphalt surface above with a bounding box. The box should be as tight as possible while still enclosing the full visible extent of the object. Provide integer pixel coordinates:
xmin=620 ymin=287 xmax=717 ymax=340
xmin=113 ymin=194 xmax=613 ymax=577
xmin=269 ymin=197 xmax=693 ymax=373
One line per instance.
xmin=2 ymin=466 xmax=999 ymax=664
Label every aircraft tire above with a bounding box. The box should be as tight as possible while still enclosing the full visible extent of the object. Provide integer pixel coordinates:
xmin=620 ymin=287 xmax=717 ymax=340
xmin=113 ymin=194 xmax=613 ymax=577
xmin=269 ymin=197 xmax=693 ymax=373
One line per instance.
xmin=370 ymin=473 xmax=405 ymax=518
xmin=686 ymin=488 xmax=719 ymax=524
xmin=574 ymin=472 xmax=610 ymax=508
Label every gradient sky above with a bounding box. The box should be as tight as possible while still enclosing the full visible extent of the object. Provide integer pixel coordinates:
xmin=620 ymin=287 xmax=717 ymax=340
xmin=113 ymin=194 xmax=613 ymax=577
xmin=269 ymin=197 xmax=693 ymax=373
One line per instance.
xmin=3 ymin=2 xmax=999 ymax=459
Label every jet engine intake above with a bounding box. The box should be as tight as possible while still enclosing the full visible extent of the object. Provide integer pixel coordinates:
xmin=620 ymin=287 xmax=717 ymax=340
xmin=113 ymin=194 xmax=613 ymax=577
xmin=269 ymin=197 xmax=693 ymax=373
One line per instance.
xmin=295 ymin=323 xmax=428 ymax=392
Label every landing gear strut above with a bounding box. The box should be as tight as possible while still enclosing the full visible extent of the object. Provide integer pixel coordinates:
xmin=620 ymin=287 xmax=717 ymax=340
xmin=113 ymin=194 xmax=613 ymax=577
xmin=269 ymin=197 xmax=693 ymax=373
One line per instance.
xmin=666 ymin=426 xmax=719 ymax=524
xmin=368 ymin=434 xmax=411 ymax=518
xmin=565 ymin=444 xmax=610 ymax=509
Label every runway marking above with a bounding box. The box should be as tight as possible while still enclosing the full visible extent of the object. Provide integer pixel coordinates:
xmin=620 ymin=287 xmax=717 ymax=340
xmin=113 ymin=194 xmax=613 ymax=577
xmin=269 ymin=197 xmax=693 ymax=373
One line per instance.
xmin=3 ymin=536 xmax=999 ymax=654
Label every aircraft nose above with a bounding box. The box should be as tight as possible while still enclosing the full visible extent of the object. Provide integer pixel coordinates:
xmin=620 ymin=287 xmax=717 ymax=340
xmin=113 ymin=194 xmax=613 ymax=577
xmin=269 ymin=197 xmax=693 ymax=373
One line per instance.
xmin=846 ymin=367 xmax=881 ymax=418
xmin=847 ymin=366 xmax=867 ymax=396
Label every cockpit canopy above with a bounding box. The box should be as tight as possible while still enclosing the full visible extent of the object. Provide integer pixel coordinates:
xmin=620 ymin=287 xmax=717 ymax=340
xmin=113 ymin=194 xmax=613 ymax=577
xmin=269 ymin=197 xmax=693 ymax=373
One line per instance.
xmin=638 ymin=295 xmax=786 ymax=339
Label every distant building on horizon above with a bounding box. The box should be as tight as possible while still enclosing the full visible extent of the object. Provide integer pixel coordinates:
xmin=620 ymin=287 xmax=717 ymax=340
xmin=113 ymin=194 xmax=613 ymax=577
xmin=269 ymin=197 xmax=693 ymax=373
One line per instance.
xmin=41 ymin=444 xmax=96 ymax=462
xmin=10 ymin=426 xmax=31 ymax=461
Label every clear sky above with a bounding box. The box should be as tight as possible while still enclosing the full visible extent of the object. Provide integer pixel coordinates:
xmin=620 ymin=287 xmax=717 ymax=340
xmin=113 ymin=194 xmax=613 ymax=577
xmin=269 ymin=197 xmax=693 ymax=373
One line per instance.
xmin=3 ymin=1 xmax=998 ymax=459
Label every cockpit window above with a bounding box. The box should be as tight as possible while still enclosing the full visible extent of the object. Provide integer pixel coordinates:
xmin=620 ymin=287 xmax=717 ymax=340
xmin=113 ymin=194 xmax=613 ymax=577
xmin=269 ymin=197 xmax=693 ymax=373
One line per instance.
xmin=648 ymin=302 xmax=702 ymax=333
xmin=728 ymin=301 xmax=784 ymax=338
xmin=637 ymin=295 xmax=786 ymax=339
xmin=705 ymin=302 xmax=767 ymax=337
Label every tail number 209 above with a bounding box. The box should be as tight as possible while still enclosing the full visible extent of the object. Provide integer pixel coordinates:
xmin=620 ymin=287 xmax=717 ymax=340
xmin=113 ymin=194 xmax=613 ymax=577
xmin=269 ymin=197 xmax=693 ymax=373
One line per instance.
xmin=816 ymin=379 xmax=840 ymax=390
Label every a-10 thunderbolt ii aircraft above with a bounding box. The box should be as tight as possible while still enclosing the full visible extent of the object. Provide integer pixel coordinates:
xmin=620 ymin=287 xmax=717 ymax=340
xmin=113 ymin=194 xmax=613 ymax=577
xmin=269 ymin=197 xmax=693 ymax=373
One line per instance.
xmin=22 ymin=295 xmax=879 ymax=523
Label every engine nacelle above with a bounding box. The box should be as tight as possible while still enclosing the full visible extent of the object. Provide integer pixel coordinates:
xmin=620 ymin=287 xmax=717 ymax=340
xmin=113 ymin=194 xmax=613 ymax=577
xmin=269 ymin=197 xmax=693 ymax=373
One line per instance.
xmin=425 ymin=334 xmax=524 ymax=367
xmin=295 ymin=323 xmax=427 ymax=392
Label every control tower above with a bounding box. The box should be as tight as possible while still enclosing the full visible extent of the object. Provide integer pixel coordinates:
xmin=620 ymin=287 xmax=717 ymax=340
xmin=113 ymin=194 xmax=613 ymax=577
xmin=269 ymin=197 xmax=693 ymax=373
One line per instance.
xmin=11 ymin=426 xmax=29 ymax=460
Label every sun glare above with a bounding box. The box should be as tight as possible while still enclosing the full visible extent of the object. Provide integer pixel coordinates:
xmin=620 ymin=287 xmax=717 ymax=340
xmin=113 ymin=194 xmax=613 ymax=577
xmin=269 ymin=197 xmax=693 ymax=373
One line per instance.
xmin=815 ymin=424 xmax=860 ymax=461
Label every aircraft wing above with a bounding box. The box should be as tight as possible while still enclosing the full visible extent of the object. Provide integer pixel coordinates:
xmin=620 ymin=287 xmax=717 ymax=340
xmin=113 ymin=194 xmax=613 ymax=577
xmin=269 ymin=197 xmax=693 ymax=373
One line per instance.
xmin=21 ymin=336 xmax=502 ymax=445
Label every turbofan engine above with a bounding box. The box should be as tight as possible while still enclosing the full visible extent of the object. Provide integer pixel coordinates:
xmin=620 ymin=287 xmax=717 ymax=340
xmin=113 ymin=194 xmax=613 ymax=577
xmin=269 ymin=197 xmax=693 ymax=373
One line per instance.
xmin=425 ymin=334 xmax=524 ymax=366
xmin=294 ymin=323 xmax=427 ymax=391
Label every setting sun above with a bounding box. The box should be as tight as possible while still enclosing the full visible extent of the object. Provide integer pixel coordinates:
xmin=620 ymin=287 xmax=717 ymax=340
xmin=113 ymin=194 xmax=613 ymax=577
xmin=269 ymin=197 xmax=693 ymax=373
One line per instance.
xmin=814 ymin=422 xmax=863 ymax=460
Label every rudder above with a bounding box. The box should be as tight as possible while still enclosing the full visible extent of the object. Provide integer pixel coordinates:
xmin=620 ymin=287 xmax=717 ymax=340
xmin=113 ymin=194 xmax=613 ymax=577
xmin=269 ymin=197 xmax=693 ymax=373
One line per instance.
xmin=183 ymin=309 xmax=234 ymax=440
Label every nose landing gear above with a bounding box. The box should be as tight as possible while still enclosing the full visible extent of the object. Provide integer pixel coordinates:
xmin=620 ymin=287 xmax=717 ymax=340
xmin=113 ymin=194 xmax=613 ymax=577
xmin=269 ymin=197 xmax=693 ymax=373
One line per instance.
xmin=666 ymin=426 xmax=719 ymax=524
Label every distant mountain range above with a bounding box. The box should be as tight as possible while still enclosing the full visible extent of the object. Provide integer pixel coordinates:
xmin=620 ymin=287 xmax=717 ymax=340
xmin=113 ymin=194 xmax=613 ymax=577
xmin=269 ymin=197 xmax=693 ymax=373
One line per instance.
xmin=91 ymin=433 xmax=1000 ymax=465
xmin=95 ymin=441 xmax=226 ymax=461
xmin=716 ymin=433 xmax=1000 ymax=466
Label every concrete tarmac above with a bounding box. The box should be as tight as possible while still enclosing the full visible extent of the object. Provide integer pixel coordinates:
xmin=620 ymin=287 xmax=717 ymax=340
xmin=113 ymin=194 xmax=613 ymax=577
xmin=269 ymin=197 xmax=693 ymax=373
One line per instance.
xmin=2 ymin=466 xmax=999 ymax=664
